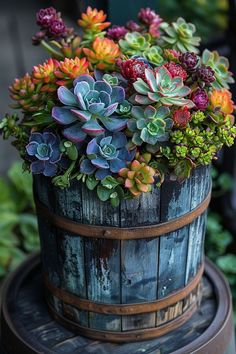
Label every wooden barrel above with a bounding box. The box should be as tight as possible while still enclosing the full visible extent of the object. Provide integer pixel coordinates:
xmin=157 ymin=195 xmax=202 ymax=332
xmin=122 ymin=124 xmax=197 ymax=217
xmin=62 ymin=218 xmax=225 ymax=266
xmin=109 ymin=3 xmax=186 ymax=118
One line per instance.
xmin=33 ymin=166 xmax=211 ymax=342
xmin=0 ymin=253 xmax=235 ymax=354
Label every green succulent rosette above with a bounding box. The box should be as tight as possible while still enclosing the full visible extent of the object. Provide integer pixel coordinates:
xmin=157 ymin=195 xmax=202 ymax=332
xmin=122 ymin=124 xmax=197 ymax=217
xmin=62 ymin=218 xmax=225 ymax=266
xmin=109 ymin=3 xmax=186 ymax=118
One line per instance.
xmin=161 ymin=17 xmax=201 ymax=53
xmin=119 ymin=32 xmax=151 ymax=56
xmin=202 ymin=49 xmax=235 ymax=89
xmin=128 ymin=105 xmax=173 ymax=146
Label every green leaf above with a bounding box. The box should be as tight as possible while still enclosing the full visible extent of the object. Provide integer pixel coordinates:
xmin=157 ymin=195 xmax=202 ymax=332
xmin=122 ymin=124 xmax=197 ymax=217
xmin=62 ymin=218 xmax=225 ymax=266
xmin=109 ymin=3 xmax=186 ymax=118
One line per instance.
xmin=97 ymin=185 xmax=111 ymax=201
xmin=86 ymin=176 xmax=99 ymax=191
xmin=101 ymin=176 xmax=120 ymax=189
xmin=8 ymin=162 xmax=33 ymax=206
xmin=217 ymin=254 xmax=236 ymax=275
xmin=174 ymin=159 xmax=193 ymax=182
xmin=0 ymin=212 xmax=19 ymax=232
xmin=110 ymin=196 xmax=120 ymax=207
xmin=66 ymin=144 xmax=78 ymax=161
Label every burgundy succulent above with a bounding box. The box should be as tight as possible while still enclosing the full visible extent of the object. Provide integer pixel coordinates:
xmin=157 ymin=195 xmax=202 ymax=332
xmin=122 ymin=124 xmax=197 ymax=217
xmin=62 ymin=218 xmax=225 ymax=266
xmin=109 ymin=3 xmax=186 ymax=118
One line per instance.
xmin=36 ymin=7 xmax=57 ymax=28
xmin=180 ymin=52 xmax=199 ymax=72
xmin=48 ymin=19 xmax=66 ymax=37
xmin=164 ymin=62 xmax=187 ymax=80
xmin=32 ymin=30 xmax=46 ymax=45
xmin=192 ymin=88 xmax=209 ymax=110
xmin=149 ymin=20 xmax=162 ymax=38
xmin=107 ymin=25 xmax=128 ymax=41
xmin=120 ymin=58 xmax=149 ymax=83
xmin=197 ymin=65 xmax=215 ymax=85
xmin=126 ymin=20 xmax=141 ymax=32
xmin=138 ymin=7 xmax=160 ymax=25
xmin=173 ymin=107 xmax=191 ymax=127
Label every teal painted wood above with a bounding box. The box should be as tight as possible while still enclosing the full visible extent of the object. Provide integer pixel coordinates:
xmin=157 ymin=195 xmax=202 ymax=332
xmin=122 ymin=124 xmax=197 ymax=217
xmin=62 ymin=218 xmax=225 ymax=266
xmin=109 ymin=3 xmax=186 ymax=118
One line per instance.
xmin=33 ymin=165 xmax=211 ymax=335
xmin=54 ymin=183 xmax=88 ymax=326
xmin=82 ymin=183 xmax=121 ymax=331
xmin=120 ymin=189 xmax=160 ymax=330
xmin=158 ymin=178 xmax=191 ymax=299
xmin=185 ymin=166 xmax=211 ymax=284
xmin=33 ymin=175 xmax=63 ymax=315
xmin=2 ymin=255 xmax=235 ymax=354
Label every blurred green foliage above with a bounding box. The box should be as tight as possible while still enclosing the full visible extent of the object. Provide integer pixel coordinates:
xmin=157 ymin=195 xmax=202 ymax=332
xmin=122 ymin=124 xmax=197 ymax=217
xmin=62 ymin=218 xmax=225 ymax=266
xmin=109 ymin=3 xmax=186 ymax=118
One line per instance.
xmin=206 ymin=167 xmax=236 ymax=321
xmin=0 ymin=162 xmax=39 ymax=278
xmin=158 ymin=0 xmax=229 ymax=43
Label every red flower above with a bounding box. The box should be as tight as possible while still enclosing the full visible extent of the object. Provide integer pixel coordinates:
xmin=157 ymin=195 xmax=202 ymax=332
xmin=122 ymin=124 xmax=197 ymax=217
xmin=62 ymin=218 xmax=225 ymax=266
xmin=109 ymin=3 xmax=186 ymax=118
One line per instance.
xmin=173 ymin=107 xmax=191 ymax=127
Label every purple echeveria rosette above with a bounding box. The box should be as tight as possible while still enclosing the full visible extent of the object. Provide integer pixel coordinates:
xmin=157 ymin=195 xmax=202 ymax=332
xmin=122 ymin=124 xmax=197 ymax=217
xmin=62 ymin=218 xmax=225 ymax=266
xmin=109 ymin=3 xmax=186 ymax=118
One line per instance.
xmin=80 ymin=132 xmax=136 ymax=180
xmin=52 ymin=74 xmax=128 ymax=143
xmin=26 ymin=132 xmax=62 ymax=177
xmin=36 ymin=7 xmax=57 ymax=28
xmin=192 ymin=88 xmax=209 ymax=110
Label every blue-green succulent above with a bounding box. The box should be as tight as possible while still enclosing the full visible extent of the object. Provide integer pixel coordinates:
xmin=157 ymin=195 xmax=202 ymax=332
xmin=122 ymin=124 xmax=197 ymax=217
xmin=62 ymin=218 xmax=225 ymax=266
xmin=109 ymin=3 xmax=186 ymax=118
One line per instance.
xmin=52 ymin=74 xmax=128 ymax=142
xmin=80 ymin=132 xmax=136 ymax=180
xmin=128 ymin=105 xmax=173 ymax=146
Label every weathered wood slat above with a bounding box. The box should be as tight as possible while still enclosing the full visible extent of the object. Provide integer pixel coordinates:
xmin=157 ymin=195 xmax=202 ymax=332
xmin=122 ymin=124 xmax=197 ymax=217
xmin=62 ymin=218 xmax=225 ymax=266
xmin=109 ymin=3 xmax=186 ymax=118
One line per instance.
xmin=33 ymin=165 xmax=211 ymax=339
xmin=82 ymin=184 xmax=121 ymax=331
xmin=1 ymin=254 xmax=235 ymax=354
xmin=185 ymin=166 xmax=211 ymax=284
xmin=54 ymin=183 xmax=88 ymax=326
xmin=120 ymin=188 xmax=160 ymax=330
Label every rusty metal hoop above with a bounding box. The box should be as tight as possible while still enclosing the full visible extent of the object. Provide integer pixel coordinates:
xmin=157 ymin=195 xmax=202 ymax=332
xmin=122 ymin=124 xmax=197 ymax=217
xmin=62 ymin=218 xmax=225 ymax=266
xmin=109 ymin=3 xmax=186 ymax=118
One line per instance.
xmin=34 ymin=189 xmax=211 ymax=240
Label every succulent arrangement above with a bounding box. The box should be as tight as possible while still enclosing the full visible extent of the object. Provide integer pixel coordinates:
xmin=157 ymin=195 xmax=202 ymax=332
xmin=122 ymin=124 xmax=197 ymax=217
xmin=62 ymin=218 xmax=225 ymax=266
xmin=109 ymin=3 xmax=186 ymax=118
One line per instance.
xmin=1 ymin=6 xmax=236 ymax=205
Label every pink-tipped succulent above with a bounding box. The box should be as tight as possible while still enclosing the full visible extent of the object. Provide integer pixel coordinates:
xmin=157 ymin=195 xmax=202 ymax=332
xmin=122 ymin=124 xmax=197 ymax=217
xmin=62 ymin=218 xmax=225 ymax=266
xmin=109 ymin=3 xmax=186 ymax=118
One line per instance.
xmin=119 ymin=160 xmax=155 ymax=197
xmin=133 ymin=66 xmax=194 ymax=107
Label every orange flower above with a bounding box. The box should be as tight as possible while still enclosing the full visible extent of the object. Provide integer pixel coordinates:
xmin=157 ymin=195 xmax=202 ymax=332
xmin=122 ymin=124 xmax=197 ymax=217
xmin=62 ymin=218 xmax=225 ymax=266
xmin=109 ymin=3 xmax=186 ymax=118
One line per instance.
xmin=210 ymin=89 xmax=234 ymax=115
xmin=32 ymin=58 xmax=60 ymax=92
xmin=83 ymin=37 xmax=121 ymax=70
xmin=78 ymin=6 xmax=110 ymax=32
xmin=54 ymin=57 xmax=89 ymax=86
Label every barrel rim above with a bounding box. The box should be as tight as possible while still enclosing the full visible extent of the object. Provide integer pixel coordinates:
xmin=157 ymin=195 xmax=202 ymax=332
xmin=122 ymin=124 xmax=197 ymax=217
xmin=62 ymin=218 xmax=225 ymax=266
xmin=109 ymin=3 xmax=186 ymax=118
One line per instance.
xmin=1 ymin=253 xmax=233 ymax=352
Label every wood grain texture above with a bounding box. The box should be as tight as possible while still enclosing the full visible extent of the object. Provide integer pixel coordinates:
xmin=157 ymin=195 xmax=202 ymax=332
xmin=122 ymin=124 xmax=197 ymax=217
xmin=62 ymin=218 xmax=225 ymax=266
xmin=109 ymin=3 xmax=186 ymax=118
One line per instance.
xmin=185 ymin=166 xmax=211 ymax=284
xmin=33 ymin=165 xmax=211 ymax=334
xmin=120 ymin=188 xmax=160 ymax=330
xmin=82 ymin=184 xmax=121 ymax=331
xmin=1 ymin=255 xmax=234 ymax=354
